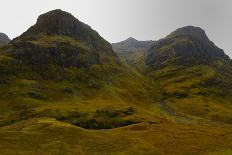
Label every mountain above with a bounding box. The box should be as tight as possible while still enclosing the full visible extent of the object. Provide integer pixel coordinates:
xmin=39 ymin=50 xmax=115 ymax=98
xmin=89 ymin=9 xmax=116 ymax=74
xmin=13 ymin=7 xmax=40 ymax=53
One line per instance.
xmin=145 ymin=26 xmax=232 ymax=123
xmin=0 ymin=11 xmax=232 ymax=155
xmin=0 ymin=33 xmax=10 ymax=45
xmin=5 ymin=9 xmax=119 ymax=80
xmin=11 ymin=9 xmax=117 ymax=70
xmin=112 ymin=37 xmax=155 ymax=52
xmin=0 ymin=9 xmax=156 ymax=131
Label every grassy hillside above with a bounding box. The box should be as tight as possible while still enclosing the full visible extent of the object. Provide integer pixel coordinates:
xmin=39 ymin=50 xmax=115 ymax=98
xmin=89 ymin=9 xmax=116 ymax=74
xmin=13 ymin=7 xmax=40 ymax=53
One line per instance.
xmin=0 ymin=117 xmax=232 ymax=154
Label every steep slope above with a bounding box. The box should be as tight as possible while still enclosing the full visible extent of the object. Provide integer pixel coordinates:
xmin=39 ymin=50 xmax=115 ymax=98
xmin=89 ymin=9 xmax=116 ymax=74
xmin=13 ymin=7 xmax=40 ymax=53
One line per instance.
xmin=0 ymin=33 xmax=10 ymax=46
xmin=145 ymin=26 xmax=232 ymax=123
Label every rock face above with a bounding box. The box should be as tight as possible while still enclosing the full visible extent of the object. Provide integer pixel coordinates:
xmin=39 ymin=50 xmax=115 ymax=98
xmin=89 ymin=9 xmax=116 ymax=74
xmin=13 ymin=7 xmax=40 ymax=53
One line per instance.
xmin=0 ymin=33 xmax=10 ymax=45
xmin=145 ymin=26 xmax=230 ymax=66
xmin=112 ymin=37 xmax=155 ymax=52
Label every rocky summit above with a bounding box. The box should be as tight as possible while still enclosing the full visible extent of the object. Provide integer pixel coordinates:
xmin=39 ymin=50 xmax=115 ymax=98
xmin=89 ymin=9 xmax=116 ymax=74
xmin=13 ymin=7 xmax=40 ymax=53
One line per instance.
xmin=15 ymin=9 xmax=112 ymax=52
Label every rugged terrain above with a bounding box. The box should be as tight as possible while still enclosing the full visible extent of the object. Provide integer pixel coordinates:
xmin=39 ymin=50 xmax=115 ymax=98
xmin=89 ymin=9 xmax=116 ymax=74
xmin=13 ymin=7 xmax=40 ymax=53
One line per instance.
xmin=0 ymin=10 xmax=231 ymax=154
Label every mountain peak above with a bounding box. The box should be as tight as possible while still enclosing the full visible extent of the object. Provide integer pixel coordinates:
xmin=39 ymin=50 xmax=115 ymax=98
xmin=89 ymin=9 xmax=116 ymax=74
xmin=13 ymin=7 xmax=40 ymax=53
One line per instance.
xmin=168 ymin=26 xmax=208 ymax=41
xmin=172 ymin=26 xmax=205 ymax=34
xmin=6 ymin=9 xmax=118 ymax=72
xmin=125 ymin=37 xmax=138 ymax=42
xmin=19 ymin=9 xmax=81 ymax=37
xmin=112 ymin=38 xmax=155 ymax=52
xmin=0 ymin=33 xmax=11 ymax=45
xmin=35 ymin=9 xmax=78 ymax=35
xmin=146 ymin=26 xmax=230 ymax=66
xmin=14 ymin=9 xmax=112 ymax=52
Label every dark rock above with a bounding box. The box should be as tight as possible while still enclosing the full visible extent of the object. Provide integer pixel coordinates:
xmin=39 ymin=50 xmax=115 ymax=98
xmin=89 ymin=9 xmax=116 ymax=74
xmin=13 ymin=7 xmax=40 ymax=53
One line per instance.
xmin=0 ymin=33 xmax=11 ymax=45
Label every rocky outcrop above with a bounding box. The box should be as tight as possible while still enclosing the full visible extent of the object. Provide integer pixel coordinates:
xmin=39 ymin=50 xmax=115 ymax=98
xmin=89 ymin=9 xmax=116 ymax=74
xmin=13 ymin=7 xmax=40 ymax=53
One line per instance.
xmin=0 ymin=33 xmax=10 ymax=45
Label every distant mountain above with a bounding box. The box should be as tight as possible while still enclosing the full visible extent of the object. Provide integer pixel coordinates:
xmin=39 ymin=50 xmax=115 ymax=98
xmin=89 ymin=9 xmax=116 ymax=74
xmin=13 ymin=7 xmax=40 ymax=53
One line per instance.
xmin=112 ymin=37 xmax=155 ymax=52
xmin=112 ymin=37 xmax=155 ymax=72
xmin=0 ymin=33 xmax=10 ymax=45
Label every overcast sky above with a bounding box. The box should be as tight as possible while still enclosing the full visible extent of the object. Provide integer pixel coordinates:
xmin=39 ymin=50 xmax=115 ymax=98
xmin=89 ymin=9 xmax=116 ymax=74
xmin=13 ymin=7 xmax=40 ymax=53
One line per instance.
xmin=0 ymin=0 xmax=231 ymax=57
